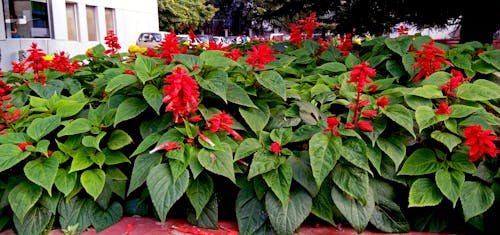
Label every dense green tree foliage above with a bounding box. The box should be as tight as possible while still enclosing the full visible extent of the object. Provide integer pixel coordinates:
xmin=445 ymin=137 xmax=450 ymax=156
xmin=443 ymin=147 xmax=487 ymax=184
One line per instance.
xmin=158 ymin=0 xmax=218 ymax=32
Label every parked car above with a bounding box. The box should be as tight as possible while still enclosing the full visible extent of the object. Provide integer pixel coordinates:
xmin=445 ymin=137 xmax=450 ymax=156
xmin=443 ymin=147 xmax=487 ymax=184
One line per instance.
xmin=212 ymin=36 xmax=231 ymax=47
xmin=176 ymin=34 xmax=201 ymax=45
xmin=197 ymin=35 xmax=211 ymax=44
xmin=136 ymin=32 xmax=169 ymax=48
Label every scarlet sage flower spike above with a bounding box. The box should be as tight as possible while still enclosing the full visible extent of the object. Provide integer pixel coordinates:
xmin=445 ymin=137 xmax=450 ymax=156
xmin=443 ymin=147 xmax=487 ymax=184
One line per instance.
xmin=162 ymin=67 xmax=200 ymax=122
xmin=149 ymin=142 xmax=182 ymax=154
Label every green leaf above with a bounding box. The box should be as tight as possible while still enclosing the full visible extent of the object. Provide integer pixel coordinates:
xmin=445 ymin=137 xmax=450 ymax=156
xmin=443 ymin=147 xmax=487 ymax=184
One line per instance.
xmin=0 ymin=133 xmax=29 ymax=144
xmin=345 ymin=53 xmax=361 ymax=69
xmin=186 ymin=173 xmax=214 ymax=219
xmin=376 ymin=137 xmax=406 ymax=170
xmin=258 ymin=70 xmax=287 ymax=100
xmin=399 ymin=148 xmax=440 ymax=176
xmin=82 ymin=132 xmax=107 ymax=151
xmin=478 ymin=49 xmax=500 ymax=70
xmin=333 ymin=163 xmax=369 ymax=204
xmin=317 ymin=62 xmax=347 ymax=73
xmin=89 ymin=201 xmax=123 ymax=232
xmin=135 ymin=55 xmax=161 ymax=83
xmin=13 ymin=206 xmax=52 ymax=235
xmin=287 ymin=154 xmax=318 ymax=197
xmin=331 ymin=185 xmax=375 ymax=233
xmin=265 ymin=189 xmax=312 ymax=235
xmin=57 ymin=118 xmax=91 ymax=137
xmin=448 ymin=153 xmax=476 ymax=174
xmin=415 ymin=106 xmax=448 ymax=132
xmin=55 ymin=169 xmax=77 ymax=196
xmin=369 ymin=200 xmax=410 ymax=233
xmin=235 ymin=138 xmax=262 ymax=161
xmin=248 ymin=151 xmax=284 ymax=179
xmin=200 ymin=50 xmax=240 ymax=68
xmin=107 ymin=129 xmax=133 ymax=150
xmin=381 ymin=104 xmax=415 ymax=138
xmin=8 ymin=181 xmax=43 ymax=222
xmin=143 ymin=84 xmax=163 ymax=114
xmin=456 ymin=80 xmax=500 ymax=101
xmin=174 ymin=54 xmax=202 ymax=69
xmin=128 ymin=153 xmax=162 ymax=196
xmin=0 ymin=144 xmax=31 ymax=172
xmin=198 ymin=144 xmax=236 ymax=183
xmin=270 ymin=128 xmax=293 ymax=145
xmin=408 ymin=178 xmax=443 ymax=207
xmin=103 ymin=148 xmax=130 ymax=165
xmin=81 ymin=169 xmax=106 ymax=200
xmin=341 ymin=138 xmax=372 ymax=175
xmin=460 ymin=181 xmax=495 ymax=221
xmin=198 ymin=69 xmax=228 ymax=102
xmin=410 ymin=85 xmax=445 ymax=99
xmin=104 ymin=74 xmax=138 ymax=93
xmin=186 ymin=194 xmax=219 ymax=229
xmin=56 ymin=100 xmax=88 ymax=118
xmin=58 ymin=197 xmax=91 ymax=233
xmin=384 ymin=36 xmax=412 ymax=56
xmin=309 ymin=133 xmax=341 ymax=188
xmin=27 ymin=115 xmax=61 ymax=141
xmin=386 ymin=60 xmax=405 ymax=78
xmin=24 ymin=157 xmax=59 ymax=195
xmin=431 ymin=131 xmax=462 ymax=152
xmin=363 ymin=118 xmax=387 ymax=147
xmin=114 ymin=97 xmax=149 ymax=127
xmin=420 ymin=71 xmax=452 ymax=86
xmin=239 ymin=101 xmax=270 ymax=134
xmin=226 ymin=82 xmax=257 ymax=108
xmin=449 ymin=104 xmax=479 ymax=118
xmin=29 ymin=80 xmax=64 ymax=98
xmin=263 ymin=162 xmax=293 ymax=206
xmin=147 ymin=164 xmax=189 ymax=222
xmin=311 ymin=182 xmax=336 ymax=226
xmin=131 ymin=133 xmax=161 ymax=157
xmin=435 ymin=169 xmax=464 ymax=207
xmin=236 ymin=187 xmax=269 ymax=235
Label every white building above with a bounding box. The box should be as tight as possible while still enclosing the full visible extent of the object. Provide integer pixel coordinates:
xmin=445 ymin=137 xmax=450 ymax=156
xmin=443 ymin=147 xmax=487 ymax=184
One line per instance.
xmin=0 ymin=0 xmax=159 ymax=71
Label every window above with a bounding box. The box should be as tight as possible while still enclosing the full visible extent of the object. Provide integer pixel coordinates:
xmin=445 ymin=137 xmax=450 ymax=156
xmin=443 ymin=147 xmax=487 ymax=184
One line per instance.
xmin=105 ymin=8 xmax=115 ymax=32
xmin=66 ymin=2 xmax=78 ymax=41
xmin=86 ymin=5 xmax=97 ymax=41
xmin=3 ymin=0 xmax=51 ymax=38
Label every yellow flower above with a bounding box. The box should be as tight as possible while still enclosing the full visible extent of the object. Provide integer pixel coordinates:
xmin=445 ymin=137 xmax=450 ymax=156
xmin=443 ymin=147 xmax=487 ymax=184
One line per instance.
xmin=42 ymin=55 xmax=55 ymax=61
xmin=182 ymin=41 xmax=190 ymax=46
xmin=128 ymin=45 xmax=147 ymax=54
xmin=353 ymin=38 xmax=362 ymax=45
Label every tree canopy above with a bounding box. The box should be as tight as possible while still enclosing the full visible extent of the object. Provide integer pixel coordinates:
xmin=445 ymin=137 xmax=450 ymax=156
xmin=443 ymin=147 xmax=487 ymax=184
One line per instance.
xmin=158 ymin=0 xmax=218 ymax=33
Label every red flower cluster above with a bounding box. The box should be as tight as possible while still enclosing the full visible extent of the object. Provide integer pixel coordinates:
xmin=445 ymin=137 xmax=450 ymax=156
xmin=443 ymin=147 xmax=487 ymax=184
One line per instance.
xmin=158 ymin=31 xmax=187 ymax=63
xmin=224 ymin=48 xmax=242 ymax=61
xmin=270 ymin=142 xmax=282 ymax=155
xmin=346 ymin=61 xmax=377 ymax=132
xmin=463 ymin=125 xmax=499 ymax=162
xmin=104 ymin=30 xmax=121 ymax=55
xmin=397 ymin=25 xmax=409 ymax=36
xmin=162 ymin=67 xmax=200 ymax=122
xmin=289 ymin=23 xmax=302 ymax=46
xmin=412 ymin=40 xmax=453 ymax=82
xmin=149 ymin=142 xmax=182 ymax=154
xmin=17 ymin=141 xmax=32 ymax=151
xmin=336 ymin=34 xmax=353 ymax=56
xmin=25 ymin=43 xmax=50 ymax=85
xmin=323 ymin=116 xmax=340 ymax=137
xmin=206 ymin=111 xmax=243 ymax=141
xmin=376 ymin=96 xmax=390 ymax=108
xmin=0 ymin=80 xmax=20 ymax=131
xmin=441 ymin=69 xmax=471 ymax=97
xmin=207 ymin=41 xmax=229 ymax=51
xmin=435 ymin=100 xmax=452 ymax=115
xmin=124 ymin=69 xmax=135 ymax=76
xmin=348 ymin=61 xmax=376 ymax=92
xmin=51 ymin=52 xmax=81 ymax=74
xmin=297 ymin=13 xmax=321 ymax=39
xmin=245 ymin=44 xmax=275 ymax=70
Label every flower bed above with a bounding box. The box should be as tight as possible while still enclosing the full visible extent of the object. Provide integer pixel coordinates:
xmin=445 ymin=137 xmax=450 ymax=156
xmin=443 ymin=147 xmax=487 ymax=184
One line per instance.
xmin=0 ymin=14 xmax=499 ymax=235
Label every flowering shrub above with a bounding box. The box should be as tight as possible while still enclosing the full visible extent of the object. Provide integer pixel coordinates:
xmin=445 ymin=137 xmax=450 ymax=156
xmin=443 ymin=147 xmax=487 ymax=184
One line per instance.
xmin=0 ymin=17 xmax=499 ymax=235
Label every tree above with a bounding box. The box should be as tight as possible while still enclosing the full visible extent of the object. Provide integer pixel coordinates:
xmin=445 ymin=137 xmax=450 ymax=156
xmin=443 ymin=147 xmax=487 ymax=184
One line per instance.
xmin=158 ymin=0 xmax=218 ymax=32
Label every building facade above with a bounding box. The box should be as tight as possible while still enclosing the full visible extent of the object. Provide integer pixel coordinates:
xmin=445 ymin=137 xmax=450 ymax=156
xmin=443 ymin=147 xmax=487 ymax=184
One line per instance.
xmin=1 ymin=0 xmax=159 ymax=71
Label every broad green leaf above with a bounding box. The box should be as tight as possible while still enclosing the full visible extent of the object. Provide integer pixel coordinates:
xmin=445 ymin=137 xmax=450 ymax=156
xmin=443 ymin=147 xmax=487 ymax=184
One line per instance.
xmin=317 ymin=62 xmax=347 ymax=73
xmin=234 ymin=138 xmax=262 ymax=161
xmin=13 ymin=206 xmax=52 ymax=235
xmin=103 ymin=148 xmax=130 ymax=165
xmin=270 ymin=128 xmax=293 ymax=145
xmin=186 ymin=194 xmax=218 ymax=229
xmin=82 ymin=132 xmax=107 ymax=151
xmin=449 ymin=104 xmax=479 ymax=118
xmin=104 ymin=74 xmax=138 ymax=93
xmin=55 ymin=169 xmax=77 ymax=196
xmin=8 ymin=181 xmax=43 ymax=222
xmin=384 ymin=36 xmax=413 ymax=56
xmin=69 ymin=149 xmax=94 ymax=173
xmin=331 ymin=185 xmax=375 ymax=233
xmin=287 ymin=154 xmax=318 ymax=197
xmin=345 ymin=53 xmax=361 ymax=69
xmin=57 ymin=118 xmax=91 ymax=137
xmin=107 ymin=129 xmax=133 ymax=150
xmin=174 ymin=54 xmax=202 ymax=69
xmin=478 ymin=49 xmax=500 ymax=70
xmin=226 ymin=82 xmax=256 ymax=108
xmin=0 ymin=133 xmax=29 ymax=144
xmin=200 ymin=50 xmax=240 ymax=68
xmin=89 ymin=201 xmax=123 ymax=233
xmin=248 ymin=151 xmax=284 ymax=179
xmin=405 ymin=95 xmax=433 ymax=111
xmin=431 ymin=131 xmax=462 ymax=152
xmin=460 ymin=181 xmax=495 ymax=221
xmin=198 ymin=144 xmax=236 ymax=183
xmin=435 ymin=169 xmax=464 ymax=207
xmin=239 ymin=101 xmax=270 ymax=134
xmin=198 ymin=69 xmax=228 ymax=102
xmin=366 ymin=145 xmax=382 ymax=175
xmin=186 ymin=173 xmax=214 ymax=219
xmin=0 ymin=144 xmax=31 ymax=172
xmin=341 ymin=138 xmax=372 ymax=175
xmin=114 ymin=97 xmax=149 ymax=127
xmin=311 ymin=182 xmax=336 ymax=226
xmin=128 ymin=153 xmax=162 ymax=196
xmin=309 ymin=133 xmax=341 ymax=188
xmin=376 ymin=137 xmax=406 ymax=170
xmin=369 ymin=200 xmax=410 ymax=233
xmin=263 ymin=162 xmax=293 ymax=206
xmin=135 ymin=55 xmax=161 ymax=83
xmin=56 ymin=100 xmax=88 ymax=118
xmin=130 ymin=133 xmax=161 ymax=157
xmin=265 ymin=189 xmax=312 ymax=235
xmin=143 ymin=84 xmax=163 ymax=114
xmin=147 ymin=164 xmax=189 ymax=222
xmin=236 ymin=187 xmax=269 ymax=235
xmin=363 ymin=118 xmax=387 ymax=147
xmin=27 ymin=115 xmax=61 ymax=141
xmin=399 ymin=148 xmax=440 ymax=176
xmin=408 ymin=178 xmax=443 ymax=207
xmin=81 ymin=169 xmax=106 ymax=200
xmin=386 ymin=60 xmax=406 ymax=78
xmin=448 ymin=153 xmax=476 ymax=174
xmin=92 ymin=152 xmax=106 ymax=168
xmin=258 ymin=70 xmax=287 ymax=100
xmin=333 ymin=163 xmax=369 ymax=204
xmin=420 ymin=71 xmax=452 ymax=86
xmin=456 ymin=80 xmax=500 ymax=101
xmin=381 ymin=104 xmax=415 ymax=138
xmin=410 ymin=85 xmax=445 ymax=99
xmin=402 ymin=53 xmax=417 ymax=77
xmin=415 ymin=106 xmax=448 ymax=133
xmin=24 ymin=157 xmax=59 ymax=195
xmin=29 ymin=80 xmax=64 ymax=98
xmin=57 ymin=197 xmax=92 ymax=233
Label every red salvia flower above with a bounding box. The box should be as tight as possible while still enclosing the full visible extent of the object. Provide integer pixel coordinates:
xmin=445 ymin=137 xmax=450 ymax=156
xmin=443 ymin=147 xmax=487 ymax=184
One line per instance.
xmin=348 ymin=61 xmax=376 ymax=92
xmin=377 ymin=96 xmax=390 ymax=108
xmin=158 ymin=31 xmax=187 ymax=63
xmin=17 ymin=142 xmax=32 ymax=151
xmin=207 ymin=41 xmax=229 ymax=51
xmin=298 ymin=13 xmax=321 ymax=39
xmin=289 ymin=23 xmax=302 ymax=46
xmin=397 ymin=25 xmax=409 ymax=36
xmin=104 ymin=30 xmax=121 ymax=55
xmin=463 ymin=125 xmax=499 ymax=162
xmin=198 ymin=130 xmax=215 ymax=147
xmin=441 ymin=69 xmax=471 ymax=97
xmin=188 ymin=115 xmax=203 ymax=123
xmin=149 ymin=142 xmax=182 ymax=154
xmin=51 ymin=52 xmax=80 ymax=74
xmin=124 ymin=69 xmax=135 ymax=76
xmin=188 ymin=30 xmax=197 ymax=43
xmin=323 ymin=116 xmax=340 ymax=137
xmin=162 ymin=67 xmax=200 ymax=122
xmin=435 ymin=100 xmax=452 ymax=115
xmin=145 ymin=48 xmax=160 ymax=57
xmin=357 ymin=120 xmax=374 ymax=132
xmin=206 ymin=111 xmax=243 ymax=141
xmin=24 ymin=43 xmax=51 ymax=85
xmin=0 ymin=80 xmax=13 ymax=96
xmin=412 ymin=40 xmax=453 ymax=82
xmin=368 ymin=84 xmax=378 ymax=93
xmin=224 ymin=48 xmax=242 ymax=61
xmin=245 ymin=44 xmax=276 ymax=70
xmin=337 ymin=34 xmax=353 ymax=56
xmin=11 ymin=61 xmax=27 ymax=75
xmin=345 ymin=122 xmax=355 ymax=129
xmin=270 ymin=142 xmax=282 ymax=155
xmin=361 ymin=110 xmax=378 ymax=118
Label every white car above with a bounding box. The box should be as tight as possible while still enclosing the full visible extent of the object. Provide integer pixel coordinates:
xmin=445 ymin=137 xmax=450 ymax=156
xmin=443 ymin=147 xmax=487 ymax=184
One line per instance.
xmin=136 ymin=32 xmax=169 ymax=48
xmin=212 ymin=36 xmax=231 ymax=47
xmin=176 ymin=34 xmax=201 ymax=45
